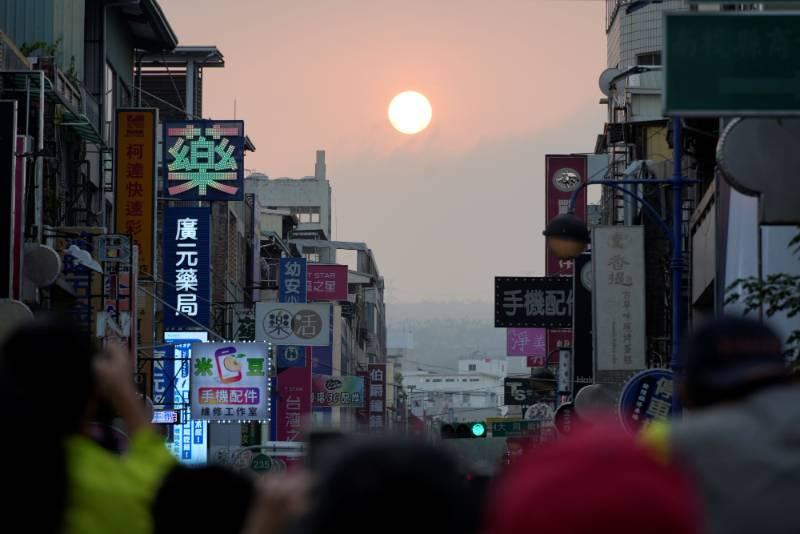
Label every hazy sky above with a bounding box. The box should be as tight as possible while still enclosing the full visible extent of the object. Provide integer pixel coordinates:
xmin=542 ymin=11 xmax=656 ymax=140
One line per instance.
xmin=159 ymin=0 xmax=607 ymax=303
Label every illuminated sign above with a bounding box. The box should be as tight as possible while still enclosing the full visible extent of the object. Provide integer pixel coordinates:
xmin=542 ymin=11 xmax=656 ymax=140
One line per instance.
xmin=152 ymin=410 xmax=181 ymax=424
xmin=163 ymin=120 xmax=245 ymax=201
xmin=163 ymin=207 xmax=210 ymax=329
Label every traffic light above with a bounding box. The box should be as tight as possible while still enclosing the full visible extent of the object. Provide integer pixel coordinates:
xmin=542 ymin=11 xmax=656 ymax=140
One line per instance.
xmin=441 ymin=421 xmax=487 ymax=439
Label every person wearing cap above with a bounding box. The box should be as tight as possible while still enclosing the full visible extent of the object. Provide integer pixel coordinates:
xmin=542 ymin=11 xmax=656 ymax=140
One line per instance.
xmin=643 ymin=316 xmax=799 ymax=534
xmin=486 ymin=422 xmax=701 ymax=534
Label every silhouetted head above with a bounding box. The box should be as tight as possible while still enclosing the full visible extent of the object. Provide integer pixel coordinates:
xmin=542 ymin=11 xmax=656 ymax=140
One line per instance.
xmin=153 ymin=465 xmax=255 ymax=534
xmin=0 ymin=313 xmax=97 ymax=434
xmin=303 ymin=437 xmax=475 ymax=534
xmin=681 ymin=316 xmax=788 ymax=409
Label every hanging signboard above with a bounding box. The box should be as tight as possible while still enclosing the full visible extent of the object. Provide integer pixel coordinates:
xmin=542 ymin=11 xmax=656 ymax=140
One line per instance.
xmin=312 ymin=375 xmax=365 ymax=408
xmin=191 ymin=342 xmax=270 ymax=422
xmin=163 ymin=207 xmax=211 ymax=330
xmin=307 ymin=264 xmax=348 ymax=301
xmin=163 ymin=120 xmax=245 ymax=201
xmin=256 ymin=302 xmax=332 ymax=346
xmin=593 ymin=226 xmax=646 ymax=372
xmin=495 ymin=277 xmax=573 ymax=328
xmin=279 ymin=257 xmax=307 ymax=303
xmin=506 ymin=328 xmax=546 ymax=359
xmin=367 ymin=364 xmax=387 ymax=432
xmin=115 ymin=109 xmax=156 ymax=277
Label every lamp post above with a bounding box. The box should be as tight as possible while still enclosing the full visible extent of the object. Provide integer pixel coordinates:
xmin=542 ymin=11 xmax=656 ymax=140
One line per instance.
xmin=542 ymin=120 xmax=695 ymax=414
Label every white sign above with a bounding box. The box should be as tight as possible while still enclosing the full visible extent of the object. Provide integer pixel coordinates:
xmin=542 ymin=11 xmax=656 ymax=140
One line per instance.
xmin=255 ymin=302 xmax=331 ymax=346
xmin=592 ymin=226 xmax=646 ymax=372
xmin=191 ymin=342 xmax=270 ymax=422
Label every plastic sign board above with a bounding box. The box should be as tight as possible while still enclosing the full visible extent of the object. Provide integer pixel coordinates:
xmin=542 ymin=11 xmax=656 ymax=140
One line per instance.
xmin=664 ymin=13 xmax=800 ymax=116
xmin=495 ymin=277 xmax=573 ymax=328
xmin=312 ymin=375 xmax=365 ymax=408
xmin=256 ymin=302 xmax=332 ymax=346
xmin=191 ymin=342 xmax=270 ymax=422
xmin=163 ymin=207 xmax=211 ymax=329
xmin=619 ymin=369 xmax=674 ymax=435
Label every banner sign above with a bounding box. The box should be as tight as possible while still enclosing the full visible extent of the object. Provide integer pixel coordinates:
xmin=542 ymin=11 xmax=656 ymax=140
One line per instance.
xmin=619 ymin=369 xmax=673 ymax=435
xmin=163 ymin=120 xmax=245 ymax=201
xmin=545 ymin=155 xmax=588 ymax=277
xmin=593 ymin=226 xmax=646 ymax=372
xmin=276 ymin=362 xmax=311 ymax=441
xmin=191 ymin=342 xmax=269 ymax=422
xmin=163 ymin=207 xmax=211 ymax=330
xmin=164 ymin=331 xmax=208 ymax=464
xmin=256 ymin=302 xmax=332 ymax=346
xmin=495 ymin=277 xmax=573 ymax=328
xmin=312 ymin=375 xmax=365 ymax=408
xmin=368 ymin=364 xmax=387 ymax=432
xmin=307 ymin=264 xmax=348 ymax=301
xmin=279 ymin=257 xmax=307 ymax=303
xmin=276 ymin=346 xmax=306 ymax=368
xmin=115 ymin=109 xmax=156 ymax=277
xmin=507 ymin=328 xmax=546 ymax=358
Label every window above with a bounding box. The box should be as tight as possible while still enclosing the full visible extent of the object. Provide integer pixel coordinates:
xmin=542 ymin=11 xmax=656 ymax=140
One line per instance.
xmin=431 ymin=379 xmax=442 ymax=383
xmin=636 ymin=52 xmax=661 ymax=66
xmin=290 ymin=206 xmax=321 ymax=224
xmin=445 ymin=378 xmax=455 ymax=382
xmin=304 ymin=247 xmax=321 ymax=263
xmin=470 ymin=378 xmax=480 ymax=382
xmin=468 ymin=364 xmax=476 ymax=372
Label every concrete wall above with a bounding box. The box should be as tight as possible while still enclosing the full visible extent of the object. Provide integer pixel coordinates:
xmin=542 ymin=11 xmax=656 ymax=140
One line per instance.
xmin=253 ymin=175 xmax=332 ymax=238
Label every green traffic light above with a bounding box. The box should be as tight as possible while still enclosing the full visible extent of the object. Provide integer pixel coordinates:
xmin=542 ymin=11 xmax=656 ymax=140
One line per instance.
xmin=471 ymin=422 xmax=486 ymax=437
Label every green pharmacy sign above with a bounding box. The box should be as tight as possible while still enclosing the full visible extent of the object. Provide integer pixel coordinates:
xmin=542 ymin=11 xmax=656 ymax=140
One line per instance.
xmin=163 ymin=120 xmax=245 ymax=201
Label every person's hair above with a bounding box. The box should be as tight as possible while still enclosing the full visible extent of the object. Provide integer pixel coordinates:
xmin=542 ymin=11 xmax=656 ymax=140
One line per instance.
xmin=153 ymin=465 xmax=255 ymax=534
xmin=0 ymin=313 xmax=98 ymax=534
xmin=302 ymin=437 xmax=476 ymax=534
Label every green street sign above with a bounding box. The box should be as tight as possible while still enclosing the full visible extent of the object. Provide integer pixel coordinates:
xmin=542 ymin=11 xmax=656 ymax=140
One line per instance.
xmin=664 ymin=13 xmax=800 ymax=116
xmin=250 ymin=453 xmax=272 ymax=473
xmin=491 ymin=420 xmax=540 ymax=438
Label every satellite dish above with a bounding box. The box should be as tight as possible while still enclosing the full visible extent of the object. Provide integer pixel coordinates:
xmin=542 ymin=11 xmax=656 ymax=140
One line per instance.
xmin=0 ymin=299 xmax=34 ymax=343
xmin=23 ymin=244 xmax=62 ymax=287
xmin=717 ymin=117 xmax=800 ymax=225
xmin=598 ymin=68 xmax=622 ymax=97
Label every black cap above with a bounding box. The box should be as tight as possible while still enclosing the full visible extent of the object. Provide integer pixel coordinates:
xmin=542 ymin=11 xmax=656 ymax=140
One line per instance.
xmin=684 ymin=316 xmax=787 ymax=393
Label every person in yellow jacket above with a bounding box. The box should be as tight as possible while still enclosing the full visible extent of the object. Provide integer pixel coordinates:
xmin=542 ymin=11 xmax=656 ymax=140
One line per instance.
xmin=0 ymin=314 xmax=175 ymax=534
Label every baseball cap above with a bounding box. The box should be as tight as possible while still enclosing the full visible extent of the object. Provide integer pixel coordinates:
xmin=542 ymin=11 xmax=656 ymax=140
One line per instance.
xmin=683 ymin=316 xmax=787 ymax=392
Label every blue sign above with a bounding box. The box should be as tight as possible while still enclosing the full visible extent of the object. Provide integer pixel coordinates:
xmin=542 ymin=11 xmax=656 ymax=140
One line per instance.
xmin=165 ymin=331 xmax=208 ymax=464
xmin=163 ymin=207 xmax=210 ymax=330
xmin=277 ymin=345 xmax=306 ymax=368
xmin=279 ymin=257 xmax=307 ymax=303
xmin=163 ymin=120 xmax=245 ymax=201
xmin=619 ymin=369 xmax=674 ymax=435
xmin=152 ymin=344 xmax=175 ymax=407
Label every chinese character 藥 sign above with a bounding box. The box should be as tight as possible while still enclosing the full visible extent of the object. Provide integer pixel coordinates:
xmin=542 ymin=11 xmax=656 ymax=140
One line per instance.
xmin=279 ymin=257 xmax=307 ymax=303
xmin=312 ymin=375 xmax=365 ymax=408
xmin=163 ymin=207 xmax=210 ymax=330
xmin=255 ymin=302 xmax=331 ymax=346
xmin=495 ymin=277 xmax=573 ymax=328
xmin=367 ymin=363 xmax=386 ymax=432
xmin=307 ymin=264 xmax=348 ymax=301
xmin=115 ymin=109 xmax=156 ymax=276
xmin=191 ymin=342 xmax=269 ymax=422
xmin=163 ymin=120 xmax=245 ymax=201
xmin=618 ymin=369 xmax=673 ymax=435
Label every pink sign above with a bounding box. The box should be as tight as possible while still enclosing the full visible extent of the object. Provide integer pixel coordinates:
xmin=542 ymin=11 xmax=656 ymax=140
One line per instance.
xmin=307 ymin=264 xmax=348 ymax=301
xmin=276 ymin=350 xmax=312 ymax=442
xmin=507 ymin=328 xmax=546 ymax=357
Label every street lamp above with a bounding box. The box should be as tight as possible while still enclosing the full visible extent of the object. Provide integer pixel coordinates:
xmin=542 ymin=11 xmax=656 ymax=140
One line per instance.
xmin=542 ymin=120 xmax=697 ymax=414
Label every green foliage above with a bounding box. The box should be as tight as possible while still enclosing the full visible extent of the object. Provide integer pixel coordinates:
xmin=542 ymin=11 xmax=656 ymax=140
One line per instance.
xmin=726 ymin=229 xmax=800 ymax=363
xmin=20 ymin=38 xmax=62 ymax=58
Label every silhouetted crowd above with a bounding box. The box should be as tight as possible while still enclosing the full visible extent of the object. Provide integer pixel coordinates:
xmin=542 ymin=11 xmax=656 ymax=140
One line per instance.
xmin=1 ymin=314 xmax=796 ymax=534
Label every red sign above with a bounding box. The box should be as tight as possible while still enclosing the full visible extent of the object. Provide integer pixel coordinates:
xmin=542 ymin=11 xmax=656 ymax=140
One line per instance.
xmin=276 ymin=349 xmax=312 ymax=442
xmin=546 ymin=330 xmax=571 ymax=365
xmin=307 ymin=264 xmax=348 ymax=301
xmin=545 ymin=155 xmax=588 ymax=277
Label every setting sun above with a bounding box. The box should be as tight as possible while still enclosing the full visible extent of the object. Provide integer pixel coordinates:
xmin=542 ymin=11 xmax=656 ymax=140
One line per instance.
xmin=388 ymin=91 xmax=432 ymax=135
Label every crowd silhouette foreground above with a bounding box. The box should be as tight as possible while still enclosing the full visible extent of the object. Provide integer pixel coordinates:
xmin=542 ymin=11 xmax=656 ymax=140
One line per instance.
xmin=0 ymin=313 xmax=795 ymax=534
